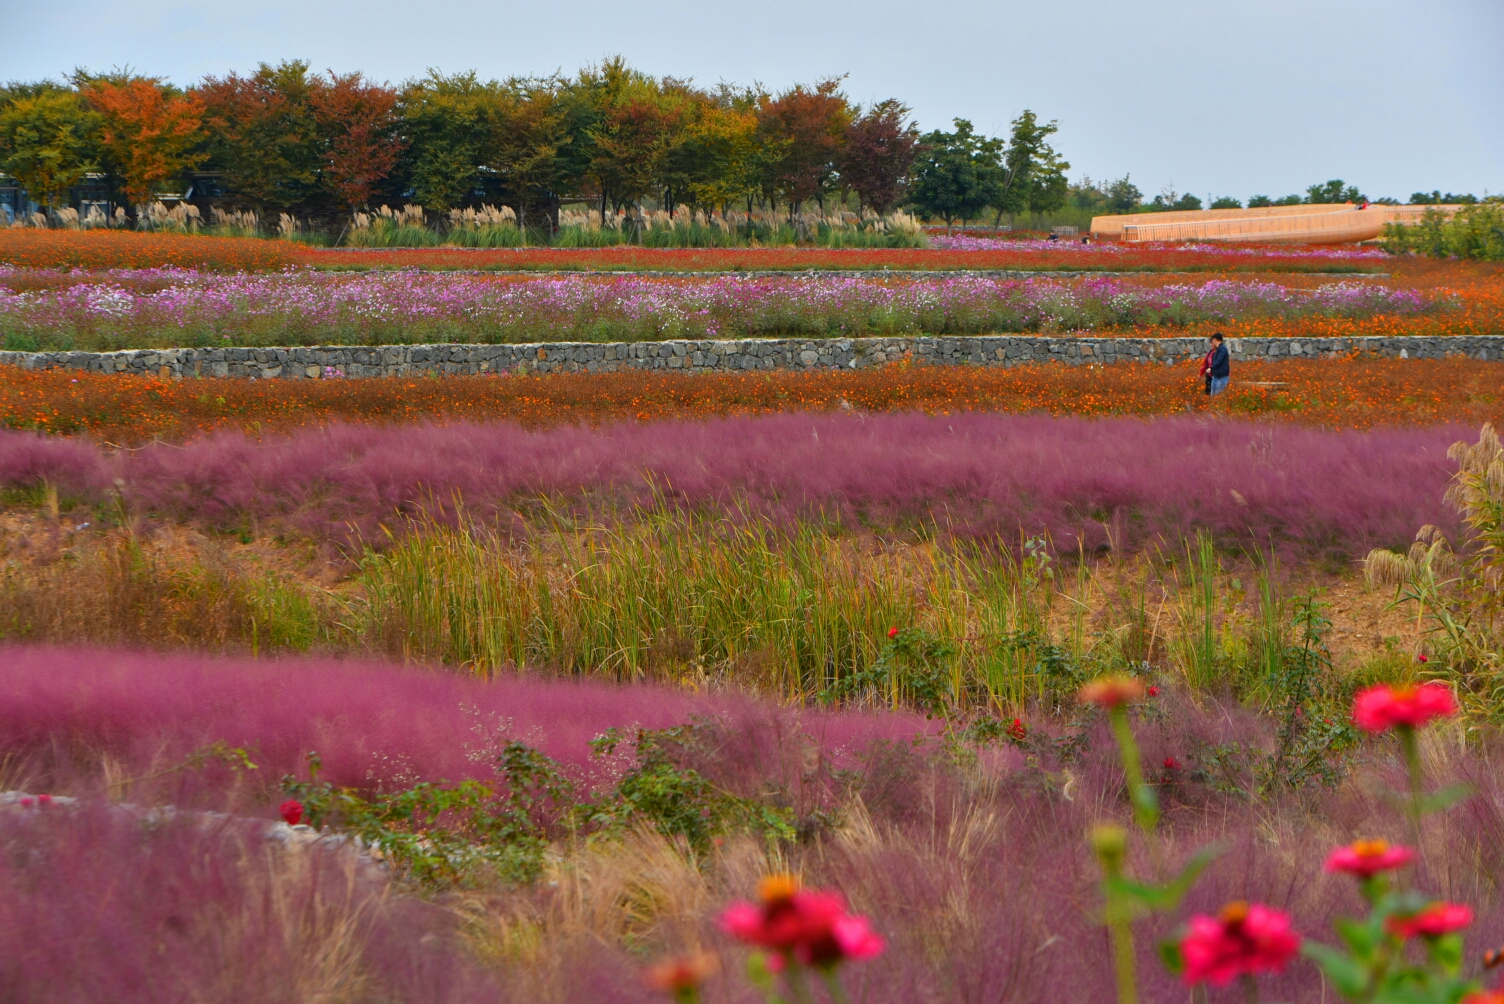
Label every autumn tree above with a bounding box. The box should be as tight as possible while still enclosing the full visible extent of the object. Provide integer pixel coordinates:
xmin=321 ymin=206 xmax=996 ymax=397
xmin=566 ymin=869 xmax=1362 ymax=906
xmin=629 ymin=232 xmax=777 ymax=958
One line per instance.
xmin=197 ymin=61 xmax=320 ymax=212
xmin=0 ymin=87 xmax=99 ymax=207
xmin=308 ymin=71 xmax=403 ymax=210
xmin=838 ymin=99 xmax=920 ymax=216
xmin=578 ymin=59 xmax=682 ymax=218
xmin=756 ymin=78 xmax=852 ymax=218
xmin=83 ymin=77 xmax=205 ymax=206
xmin=681 ymin=88 xmax=761 ymax=216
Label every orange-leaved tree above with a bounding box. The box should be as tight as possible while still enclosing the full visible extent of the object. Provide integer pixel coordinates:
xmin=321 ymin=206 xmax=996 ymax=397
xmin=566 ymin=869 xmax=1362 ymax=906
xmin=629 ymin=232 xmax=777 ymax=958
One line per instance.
xmin=308 ymin=71 xmax=404 ymax=211
xmin=84 ymin=78 xmax=205 ymax=207
xmin=756 ymin=78 xmax=852 ymax=222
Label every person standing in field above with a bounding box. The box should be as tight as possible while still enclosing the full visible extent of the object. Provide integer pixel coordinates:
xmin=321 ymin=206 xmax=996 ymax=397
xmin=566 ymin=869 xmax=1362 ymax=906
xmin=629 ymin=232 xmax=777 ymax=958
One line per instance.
xmin=1199 ymin=332 xmax=1230 ymax=395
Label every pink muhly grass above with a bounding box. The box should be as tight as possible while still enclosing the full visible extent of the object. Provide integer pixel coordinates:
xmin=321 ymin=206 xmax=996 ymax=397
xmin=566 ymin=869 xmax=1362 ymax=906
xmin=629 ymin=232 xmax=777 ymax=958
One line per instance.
xmin=0 ymin=414 xmax=1462 ymax=556
xmin=0 ymin=645 xmax=931 ymax=808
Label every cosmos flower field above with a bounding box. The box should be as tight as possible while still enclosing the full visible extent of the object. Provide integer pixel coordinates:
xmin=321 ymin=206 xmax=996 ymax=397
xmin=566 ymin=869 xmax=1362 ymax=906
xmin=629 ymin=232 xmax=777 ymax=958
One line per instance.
xmin=1 ymin=231 xmax=1503 ymax=1004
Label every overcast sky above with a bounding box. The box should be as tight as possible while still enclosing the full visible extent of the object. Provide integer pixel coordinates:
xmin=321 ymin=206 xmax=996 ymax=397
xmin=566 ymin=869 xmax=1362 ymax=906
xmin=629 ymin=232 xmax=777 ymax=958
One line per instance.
xmin=8 ymin=0 xmax=1501 ymax=202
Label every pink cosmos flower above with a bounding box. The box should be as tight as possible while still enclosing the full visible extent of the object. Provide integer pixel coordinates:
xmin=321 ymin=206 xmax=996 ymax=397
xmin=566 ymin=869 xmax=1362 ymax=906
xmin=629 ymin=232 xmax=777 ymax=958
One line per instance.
xmin=279 ymin=798 xmax=305 ymax=826
xmin=1180 ymin=901 xmax=1301 ymax=987
xmin=1387 ymin=903 xmax=1473 ymax=939
xmin=1352 ymin=683 xmax=1457 ymax=733
xmin=1324 ymin=839 xmax=1415 ymax=878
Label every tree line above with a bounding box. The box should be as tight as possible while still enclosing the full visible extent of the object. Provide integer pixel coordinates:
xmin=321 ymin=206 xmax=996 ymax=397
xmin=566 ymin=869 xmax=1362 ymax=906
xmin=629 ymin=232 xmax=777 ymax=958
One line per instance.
xmin=0 ymin=59 xmax=1078 ymax=231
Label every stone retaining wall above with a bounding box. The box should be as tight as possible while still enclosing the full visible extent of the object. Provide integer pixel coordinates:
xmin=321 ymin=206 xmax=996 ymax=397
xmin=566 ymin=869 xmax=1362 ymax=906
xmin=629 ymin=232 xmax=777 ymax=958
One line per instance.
xmin=1 ymin=334 xmax=1498 ymax=380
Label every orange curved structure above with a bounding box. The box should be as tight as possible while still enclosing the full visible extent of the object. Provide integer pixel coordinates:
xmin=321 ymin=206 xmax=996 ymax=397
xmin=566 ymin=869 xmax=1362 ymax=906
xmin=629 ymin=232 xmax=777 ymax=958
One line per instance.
xmin=1090 ymin=204 xmax=1462 ymax=244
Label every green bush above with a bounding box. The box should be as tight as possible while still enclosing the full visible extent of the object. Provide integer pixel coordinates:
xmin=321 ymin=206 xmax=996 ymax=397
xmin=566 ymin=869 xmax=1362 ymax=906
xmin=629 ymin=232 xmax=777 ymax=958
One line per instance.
xmin=1384 ymin=203 xmax=1504 ymax=260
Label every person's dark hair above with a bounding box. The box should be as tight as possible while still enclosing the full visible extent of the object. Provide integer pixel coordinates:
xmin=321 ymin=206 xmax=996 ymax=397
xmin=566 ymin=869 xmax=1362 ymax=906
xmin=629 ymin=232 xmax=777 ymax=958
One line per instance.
xmin=1211 ymin=332 xmax=1224 ymax=342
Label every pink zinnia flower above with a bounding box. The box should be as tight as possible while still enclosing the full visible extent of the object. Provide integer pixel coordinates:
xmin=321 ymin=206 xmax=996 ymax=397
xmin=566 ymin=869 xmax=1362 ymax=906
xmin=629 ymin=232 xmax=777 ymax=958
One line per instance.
xmin=279 ymin=798 xmax=305 ymax=826
xmin=1180 ymin=901 xmax=1301 ymax=987
xmin=719 ymin=875 xmax=885 ymax=969
xmin=1324 ymin=839 xmax=1415 ymax=878
xmin=1352 ymin=683 xmax=1457 ymax=733
xmin=1387 ymin=902 xmax=1473 ymax=939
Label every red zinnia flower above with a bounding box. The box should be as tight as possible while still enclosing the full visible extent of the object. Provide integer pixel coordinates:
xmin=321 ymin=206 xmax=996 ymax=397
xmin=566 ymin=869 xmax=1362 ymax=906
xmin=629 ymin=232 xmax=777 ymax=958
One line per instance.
xmin=887 ymin=627 xmax=899 ymax=640
xmin=1078 ymin=675 xmax=1146 ymax=709
xmin=279 ymin=798 xmax=305 ymax=826
xmin=1352 ymin=683 xmax=1458 ymax=733
xmin=1323 ymin=839 xmax=1415 ymax=878
xmin=719 ymin=875 xmax=885 ymax=969
xmin=1164 ymin=757 xmax=1180 ymax=770
xmin=1180 ymin=901 xmax=1301 ymax=987
xmin=1007 ymin=718 xmax=1027 ymax=741
xmin=1463 ymin=992 xmax=1504 ymax=1004
xmin=1387 ymin=902 xmax=1473 ymax=939
xmin=1147 ymin=685 xmax=1160 ymax=697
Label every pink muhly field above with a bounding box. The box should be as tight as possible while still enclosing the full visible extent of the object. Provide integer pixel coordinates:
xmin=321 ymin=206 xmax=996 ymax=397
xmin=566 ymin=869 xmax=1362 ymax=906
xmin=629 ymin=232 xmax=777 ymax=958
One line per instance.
xmin=2 ymin=647 xmax=1503 ymax=1003
xmin=0 ymin=413 xmax=1463 ymax=555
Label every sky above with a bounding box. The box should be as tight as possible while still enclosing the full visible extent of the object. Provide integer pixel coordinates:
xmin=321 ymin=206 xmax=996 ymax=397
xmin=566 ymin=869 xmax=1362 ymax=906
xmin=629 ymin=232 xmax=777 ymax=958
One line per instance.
xmin=7 ymin=0 xmax=1501 ymax=203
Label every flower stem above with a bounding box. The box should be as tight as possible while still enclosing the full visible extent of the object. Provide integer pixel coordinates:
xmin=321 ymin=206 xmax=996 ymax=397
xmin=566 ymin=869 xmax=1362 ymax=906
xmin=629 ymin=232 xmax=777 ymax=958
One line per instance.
xmin=1109 ymin=705 xmax=1160 ymax=837
xmin=1399 ymin=724 xmax=1424 ymax=845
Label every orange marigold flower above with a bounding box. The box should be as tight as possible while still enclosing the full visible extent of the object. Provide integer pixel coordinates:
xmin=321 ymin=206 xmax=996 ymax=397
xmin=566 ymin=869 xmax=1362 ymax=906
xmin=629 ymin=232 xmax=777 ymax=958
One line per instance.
xmin=1079 ymin=675 xmax=1146 ymax=708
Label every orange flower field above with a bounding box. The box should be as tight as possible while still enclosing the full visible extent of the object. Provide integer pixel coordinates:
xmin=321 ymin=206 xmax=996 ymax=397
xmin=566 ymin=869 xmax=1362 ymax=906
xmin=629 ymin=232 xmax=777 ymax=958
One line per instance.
xmin=2 ymin=356 xmax=1497 ymax=443
xmin=297 ymin=244 xmax=1388 ymax=273
xmin=0 ymin=230 xmax=300 ymax=272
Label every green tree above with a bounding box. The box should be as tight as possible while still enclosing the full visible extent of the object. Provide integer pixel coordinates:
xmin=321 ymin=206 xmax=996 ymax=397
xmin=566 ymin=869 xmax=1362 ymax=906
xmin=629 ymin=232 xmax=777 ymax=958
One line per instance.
xmin=488 ymin=76 xmax=575 ymax=232
xmin=1106 ymin=174 xmax=1143 ymax=213
xmin=197 ymin=61 xmax=321 ymax=212
xmin=397 ymin=71 xmax=498 ymax=212
xmin=906 ymin=118 xmax=1004 ymax=230
xmin=1210 ymin=196 xmax=1242 ymax=209
xmin=992 ymin=110 xmax=1069 ymax=222
xmin=0 ymin=87 xmax=98 ymax=207
xmin=1305 ymin=178 xmax=1365 ymax=204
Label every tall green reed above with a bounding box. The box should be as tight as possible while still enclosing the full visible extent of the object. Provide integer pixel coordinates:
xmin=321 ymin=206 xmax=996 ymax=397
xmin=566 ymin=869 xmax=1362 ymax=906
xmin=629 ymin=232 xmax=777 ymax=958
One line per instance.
xmin=354 ymin=507 xmax=1074 ymax=709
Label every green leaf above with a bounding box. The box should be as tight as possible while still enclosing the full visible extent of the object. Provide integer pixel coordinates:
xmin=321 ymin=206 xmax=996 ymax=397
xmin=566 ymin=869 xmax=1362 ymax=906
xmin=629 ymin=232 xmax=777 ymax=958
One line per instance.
xmin=1418 ymin=783 xmax=1473 ymax=815
xmin=1302 ymin=942 xmax=1369 ymax=998
xmin=1104 ymin=845 xmax=1222 ymax=913
xmin=1334 ymin=916 xmax=1382 ymax=958
xmin=1427 ymin=932 xmax=1464 ymax=974
xmin=1158 ymin=939 xmax=1185 ymax=976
